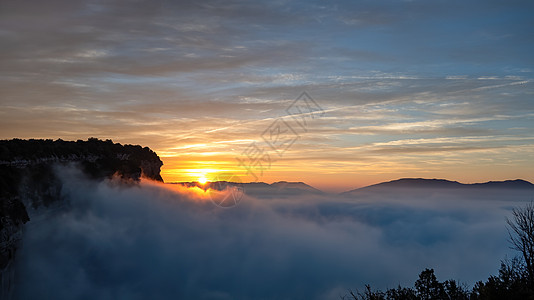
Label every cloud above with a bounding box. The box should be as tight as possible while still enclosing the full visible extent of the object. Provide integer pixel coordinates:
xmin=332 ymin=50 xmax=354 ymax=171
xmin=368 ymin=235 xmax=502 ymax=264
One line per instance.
xmin=1 ymin=0 xmax=533 ymax=187
xmin=12 ymin=166 xmax=532 ymax=299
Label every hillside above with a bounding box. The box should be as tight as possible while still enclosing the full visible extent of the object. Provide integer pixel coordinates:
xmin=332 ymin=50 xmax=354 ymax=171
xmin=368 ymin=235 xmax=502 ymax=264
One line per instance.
xmin=341 ymin=178 xmax=534 ymax=198
xmin=173 ymin=180 xmax=324 ymax=198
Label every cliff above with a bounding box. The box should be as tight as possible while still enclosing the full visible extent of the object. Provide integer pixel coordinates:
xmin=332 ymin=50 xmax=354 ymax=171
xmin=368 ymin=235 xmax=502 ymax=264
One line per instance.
xmin=0 ymin=138 xmax=164 ymax=295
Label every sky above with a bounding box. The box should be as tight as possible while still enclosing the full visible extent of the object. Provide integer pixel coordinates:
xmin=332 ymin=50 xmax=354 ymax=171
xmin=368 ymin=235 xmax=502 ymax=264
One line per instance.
xmin=1 ymin=0 xmax=533 ymax=192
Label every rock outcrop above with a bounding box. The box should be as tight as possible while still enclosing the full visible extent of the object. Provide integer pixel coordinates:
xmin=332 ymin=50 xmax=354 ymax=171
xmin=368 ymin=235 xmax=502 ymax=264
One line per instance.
xmin=0 ymin=138 xmax=163 ymax=298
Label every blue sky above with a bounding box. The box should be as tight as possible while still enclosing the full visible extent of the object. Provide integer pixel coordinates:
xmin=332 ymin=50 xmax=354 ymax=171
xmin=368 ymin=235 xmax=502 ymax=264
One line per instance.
xmin=1 ymin=0 xmax=533 ymax=190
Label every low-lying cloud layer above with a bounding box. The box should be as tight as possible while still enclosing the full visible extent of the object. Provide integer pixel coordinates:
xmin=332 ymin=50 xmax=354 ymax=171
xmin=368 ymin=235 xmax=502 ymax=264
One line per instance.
xmin=14 ymin=168 xmax=532 ymax=299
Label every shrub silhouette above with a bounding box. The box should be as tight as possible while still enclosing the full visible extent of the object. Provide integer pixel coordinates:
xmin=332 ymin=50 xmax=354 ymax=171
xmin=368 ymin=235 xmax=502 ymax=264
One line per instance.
xmin=345 ymin=203 xmax=534 ymax=300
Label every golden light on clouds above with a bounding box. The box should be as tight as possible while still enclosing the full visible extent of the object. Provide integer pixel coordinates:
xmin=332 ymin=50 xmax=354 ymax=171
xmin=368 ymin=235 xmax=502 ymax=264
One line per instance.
xmin=156 ymin=129 xmax=534 ymax=192
xmin=1 ymin=0 xmax=532 ymax=192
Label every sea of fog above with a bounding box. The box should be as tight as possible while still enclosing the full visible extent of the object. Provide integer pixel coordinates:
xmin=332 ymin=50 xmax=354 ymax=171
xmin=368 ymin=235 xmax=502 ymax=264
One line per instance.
xmin=13 ymin=167 xmax=532 ymax=299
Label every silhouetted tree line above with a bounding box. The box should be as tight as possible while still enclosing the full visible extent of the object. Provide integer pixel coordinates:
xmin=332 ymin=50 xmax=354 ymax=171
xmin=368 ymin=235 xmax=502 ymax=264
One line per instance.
xmin=344 ymin=203 xmax=534 ymax=300
xmin=0 ymin=138 xmax=163 ymax=184
xmin=0 ymin=138 xmax=159 ymax=163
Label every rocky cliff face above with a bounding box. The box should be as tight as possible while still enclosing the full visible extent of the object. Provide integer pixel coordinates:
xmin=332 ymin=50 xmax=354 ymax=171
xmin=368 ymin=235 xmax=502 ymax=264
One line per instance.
xmin=0 ymin=138 xmax=164 ymax=298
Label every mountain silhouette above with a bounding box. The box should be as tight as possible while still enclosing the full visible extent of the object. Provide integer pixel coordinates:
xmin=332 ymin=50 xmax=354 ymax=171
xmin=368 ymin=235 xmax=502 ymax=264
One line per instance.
xmin=176 ymin=178 xmax=534 ymax=198
xmin=173 ymin=181 xmax=324 ymax=198
xmin=341 ymin=178 xmax=534 ymax=196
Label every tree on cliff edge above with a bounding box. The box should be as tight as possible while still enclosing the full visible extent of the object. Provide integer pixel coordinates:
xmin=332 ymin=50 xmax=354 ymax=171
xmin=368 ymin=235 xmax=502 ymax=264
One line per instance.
xmin=507 ymin=202 xmax=534 ymax=291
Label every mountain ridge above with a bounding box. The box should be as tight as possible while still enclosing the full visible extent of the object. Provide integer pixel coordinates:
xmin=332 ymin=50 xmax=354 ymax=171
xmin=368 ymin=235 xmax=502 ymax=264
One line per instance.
xmin=342 ymin=178 xmax=534 ymax=195
xmin=171 ymin=181 xmax=324 ymax=198
xmin=174 ymin=177 xmax=534 ymax=195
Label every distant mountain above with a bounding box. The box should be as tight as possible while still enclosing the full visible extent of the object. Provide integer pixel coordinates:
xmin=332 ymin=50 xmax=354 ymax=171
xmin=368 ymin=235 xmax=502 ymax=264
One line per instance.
xmin=175 ymin=178 xmax=534 ymax=199
xmin=172 ymin=181 xmax=324 ymax=198
xmin=342 ymin=178 xmax=534 ymax=195
xmin=470 ymin=180 xmax=534 ymax=189
xmin=271 ymin=181 xmax=323 ymax=192
xmin=244 ymin=181 xmax=324 ymax=198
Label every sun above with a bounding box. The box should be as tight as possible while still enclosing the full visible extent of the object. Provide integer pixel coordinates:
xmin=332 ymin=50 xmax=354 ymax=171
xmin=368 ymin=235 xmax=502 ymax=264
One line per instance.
xmin=198 ymin=176 xmax=208 ymax=185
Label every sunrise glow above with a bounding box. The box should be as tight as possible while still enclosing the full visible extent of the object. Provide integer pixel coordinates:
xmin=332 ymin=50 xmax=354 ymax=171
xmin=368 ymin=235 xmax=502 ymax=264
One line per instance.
xmin=2 ymin=0 xmax=532 ymax=193
xmin=198 ymin=176 xmax=208 ymax=185
xmin=3 ymin=1 xmax=534 ymax=298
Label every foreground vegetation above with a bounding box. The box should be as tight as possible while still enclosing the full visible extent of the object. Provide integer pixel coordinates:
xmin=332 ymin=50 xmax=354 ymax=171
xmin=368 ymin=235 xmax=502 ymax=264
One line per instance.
xmin=345 ymin=203 xmax=534 ymax=300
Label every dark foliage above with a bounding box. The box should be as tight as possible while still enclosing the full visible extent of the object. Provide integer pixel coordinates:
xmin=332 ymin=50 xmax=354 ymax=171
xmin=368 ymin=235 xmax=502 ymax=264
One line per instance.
xmin=345 ymin=203 xmax=534 ymax=300
xmin=507 ymin=202 xmax=534 ymax=291
xmin=0 ymin=138 xmax=163 ymax=182
xmin=471 ymin=257 xmax=534 ymax=299
xmin=343 ymin=269 xmax=469 ymax=300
